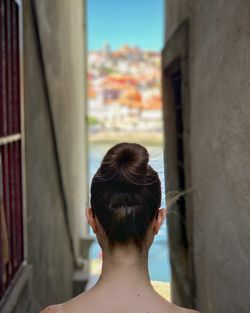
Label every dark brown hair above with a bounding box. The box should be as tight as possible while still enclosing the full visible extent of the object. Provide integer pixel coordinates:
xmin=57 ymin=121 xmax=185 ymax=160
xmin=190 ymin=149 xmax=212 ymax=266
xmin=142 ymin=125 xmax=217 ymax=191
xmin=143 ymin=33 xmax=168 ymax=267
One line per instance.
xmin=90 ymin=142 xmax=161 ymax=250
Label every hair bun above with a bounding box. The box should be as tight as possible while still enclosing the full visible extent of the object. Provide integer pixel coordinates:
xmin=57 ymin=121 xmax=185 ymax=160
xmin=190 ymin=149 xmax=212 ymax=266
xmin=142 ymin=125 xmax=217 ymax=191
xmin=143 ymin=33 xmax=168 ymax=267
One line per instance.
xmin=100 ymin=142 xmax=149 ymax=189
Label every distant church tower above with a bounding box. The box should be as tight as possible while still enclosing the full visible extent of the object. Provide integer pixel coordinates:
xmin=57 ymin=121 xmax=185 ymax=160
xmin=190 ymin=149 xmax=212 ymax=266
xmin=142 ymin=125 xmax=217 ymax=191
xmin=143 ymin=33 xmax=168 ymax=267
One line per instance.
xmin=103 ymin=42 xmax=111 ymax=58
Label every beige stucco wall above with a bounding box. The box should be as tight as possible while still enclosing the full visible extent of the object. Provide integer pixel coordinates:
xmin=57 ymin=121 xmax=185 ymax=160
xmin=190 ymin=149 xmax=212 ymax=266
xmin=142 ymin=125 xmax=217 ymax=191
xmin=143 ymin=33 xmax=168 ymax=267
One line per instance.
xmin=163 ymin=1 xmax=250 ymax=312
xmin=34 ymin=0 xmax=88 ymax=255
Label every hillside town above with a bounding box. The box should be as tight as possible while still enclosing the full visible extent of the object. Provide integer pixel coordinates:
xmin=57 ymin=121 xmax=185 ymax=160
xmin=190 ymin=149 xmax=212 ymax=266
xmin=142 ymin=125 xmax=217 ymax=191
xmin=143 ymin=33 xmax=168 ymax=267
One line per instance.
xmin=87 ymin=43 xmax=163 ymax=135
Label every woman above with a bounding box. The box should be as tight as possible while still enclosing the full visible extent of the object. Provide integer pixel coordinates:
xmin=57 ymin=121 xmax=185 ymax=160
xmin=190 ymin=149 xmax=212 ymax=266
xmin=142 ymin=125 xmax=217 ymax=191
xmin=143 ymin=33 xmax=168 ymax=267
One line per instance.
xmin=41 ymin=142 xmax=200 ymax=313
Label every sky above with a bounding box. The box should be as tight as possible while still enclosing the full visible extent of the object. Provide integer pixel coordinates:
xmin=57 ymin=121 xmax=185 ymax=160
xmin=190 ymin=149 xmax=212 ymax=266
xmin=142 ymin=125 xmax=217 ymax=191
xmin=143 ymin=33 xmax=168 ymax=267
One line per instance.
xmin=87 ymin=0 xmax=164 ymax=52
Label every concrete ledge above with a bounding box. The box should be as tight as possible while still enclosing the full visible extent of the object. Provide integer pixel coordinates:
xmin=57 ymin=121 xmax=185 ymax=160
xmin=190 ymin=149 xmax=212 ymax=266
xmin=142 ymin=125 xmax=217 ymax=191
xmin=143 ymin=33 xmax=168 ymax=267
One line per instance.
xmin=0 ymin=264 xmax=32 ymax=313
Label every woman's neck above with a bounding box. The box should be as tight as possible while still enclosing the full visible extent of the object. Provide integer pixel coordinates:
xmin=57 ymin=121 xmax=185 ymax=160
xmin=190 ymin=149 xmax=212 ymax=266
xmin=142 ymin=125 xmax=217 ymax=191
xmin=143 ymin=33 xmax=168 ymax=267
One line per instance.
xmin=94 ymin=245 xmax=154 ymax=292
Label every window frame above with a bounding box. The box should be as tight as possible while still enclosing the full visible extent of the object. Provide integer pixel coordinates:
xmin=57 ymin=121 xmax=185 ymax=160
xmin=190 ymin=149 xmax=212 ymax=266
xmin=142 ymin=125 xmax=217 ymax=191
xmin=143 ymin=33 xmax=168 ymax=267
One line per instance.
xmin=162 ymin=19 xmax=197 ymax=307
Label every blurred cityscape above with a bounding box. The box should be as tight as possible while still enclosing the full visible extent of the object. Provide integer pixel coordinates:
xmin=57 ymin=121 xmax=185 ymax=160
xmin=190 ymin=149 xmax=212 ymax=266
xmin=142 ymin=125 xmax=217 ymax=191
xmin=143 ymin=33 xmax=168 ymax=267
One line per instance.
xmin=87 ymin=43 xmax=163 ymax=138
xmin=87 ymin=44 xmax=168 ymax=290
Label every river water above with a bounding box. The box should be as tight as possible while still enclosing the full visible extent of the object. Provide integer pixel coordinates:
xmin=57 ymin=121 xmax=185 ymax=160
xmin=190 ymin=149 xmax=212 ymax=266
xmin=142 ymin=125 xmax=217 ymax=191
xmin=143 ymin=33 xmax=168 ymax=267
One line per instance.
xmin=88 ymin=143 xmax=171 ymax=282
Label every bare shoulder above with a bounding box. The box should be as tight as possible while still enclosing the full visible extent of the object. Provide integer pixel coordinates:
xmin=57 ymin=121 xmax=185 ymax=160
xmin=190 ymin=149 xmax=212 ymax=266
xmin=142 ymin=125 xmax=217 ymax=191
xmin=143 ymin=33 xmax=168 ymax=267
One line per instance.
xmin=39 ymin=304 xmax=64 ymax=313
xmin=39 ymin=289 xmax=91 ymax=313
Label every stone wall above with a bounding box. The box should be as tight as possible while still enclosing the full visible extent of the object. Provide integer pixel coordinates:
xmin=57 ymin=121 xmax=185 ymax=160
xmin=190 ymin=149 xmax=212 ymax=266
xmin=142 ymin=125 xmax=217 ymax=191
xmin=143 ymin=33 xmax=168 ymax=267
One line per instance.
xmin=163 ymin=1 xmax=250 ymax=312
xmin=0 ymin=1 xmax=88 ymax=312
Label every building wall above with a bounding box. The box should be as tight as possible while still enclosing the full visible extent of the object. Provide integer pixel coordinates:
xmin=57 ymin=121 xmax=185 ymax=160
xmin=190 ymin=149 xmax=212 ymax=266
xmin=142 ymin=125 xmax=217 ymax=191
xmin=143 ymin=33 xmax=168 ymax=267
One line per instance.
xmin=164 ymin=0 xmax=189 ymax=41
xmin=31 ymin=0 xmax=89 ymax=258
xmin=1 ymin=1 xmax=88 ymax=312
xmin=163 ymin=1 xmax=250 ymax=312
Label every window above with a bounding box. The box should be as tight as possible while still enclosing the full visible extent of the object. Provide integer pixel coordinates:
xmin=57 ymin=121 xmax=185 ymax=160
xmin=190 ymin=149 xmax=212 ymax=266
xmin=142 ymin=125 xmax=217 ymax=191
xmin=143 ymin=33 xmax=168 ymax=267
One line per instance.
xmin=171 ymin=69 xmax=186 ymax=222
xmin=170 ymin=68 xmax=188 ymax=248
xmin=0 ymin=0 xmax=24 ymax=299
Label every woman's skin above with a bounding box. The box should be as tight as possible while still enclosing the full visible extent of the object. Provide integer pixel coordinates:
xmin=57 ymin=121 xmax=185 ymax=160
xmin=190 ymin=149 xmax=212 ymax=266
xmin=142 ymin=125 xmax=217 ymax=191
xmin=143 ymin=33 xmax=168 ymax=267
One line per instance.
xmin=41 ymin=207 xmax=200 ymax=313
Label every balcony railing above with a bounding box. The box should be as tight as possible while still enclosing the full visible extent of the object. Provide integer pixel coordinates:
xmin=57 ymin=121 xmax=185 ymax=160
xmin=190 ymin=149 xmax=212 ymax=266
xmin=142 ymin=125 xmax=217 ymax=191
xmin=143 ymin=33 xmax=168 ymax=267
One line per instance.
xmin=0 ymin=0 xmax=23 ymax=299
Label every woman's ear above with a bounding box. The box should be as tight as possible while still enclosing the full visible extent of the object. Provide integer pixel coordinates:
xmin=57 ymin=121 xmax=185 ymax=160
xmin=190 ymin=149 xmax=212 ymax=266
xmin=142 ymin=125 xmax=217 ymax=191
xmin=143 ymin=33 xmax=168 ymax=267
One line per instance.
xmin=85 ymin=207 xmax=97 ymax=234
xmin=154 ymin=208 xmax=167 ymax=235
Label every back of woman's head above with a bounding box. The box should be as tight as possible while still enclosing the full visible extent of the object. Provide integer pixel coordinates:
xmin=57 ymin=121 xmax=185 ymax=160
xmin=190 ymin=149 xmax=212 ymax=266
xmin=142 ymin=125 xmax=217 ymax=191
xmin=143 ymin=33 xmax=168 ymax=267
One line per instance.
xmin=90 ymin=142 xmax=161 ymax=250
